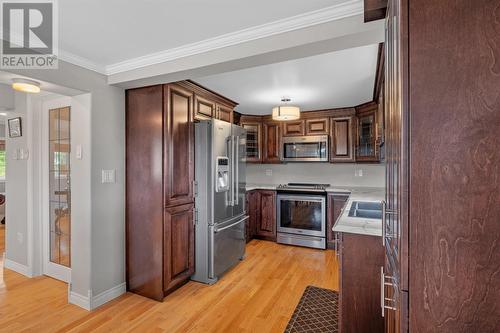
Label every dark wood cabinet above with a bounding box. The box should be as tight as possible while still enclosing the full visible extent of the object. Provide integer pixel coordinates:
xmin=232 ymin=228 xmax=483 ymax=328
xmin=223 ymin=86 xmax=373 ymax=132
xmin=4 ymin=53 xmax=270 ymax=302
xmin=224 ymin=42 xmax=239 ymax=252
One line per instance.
xmin=245 ymin=190 xmax=276 ymax=242
xmin=262 ymin=122 xmax=281 ymax=163
xmin=282 ymin=120 xmax=305 ymax=136
xmin=163 ymin=203 xmax=195 ymax=293
xmin=216 ymin=103 xmax=233 ymax=123
xmin=194 ymin=94 xmax=215 ymax=120
xmin=326 ymin=194 xmax=349 ymax=249
xmin=256 ymin=190 xmax=276 ymax=240
xmin=339 ymin=233 xmax=384 ymax=333
xmin=305 ymin=118 xmax=329 ymax=135
xmin=164 ymin=84 xmax=194 ymax=207
xmin=245 ymin=190 xmax=259 ymax=242
xmin=241 ymin=122 xmax=262 ymax=163
xmin=330 ymin=116 xmax=355 ymax=163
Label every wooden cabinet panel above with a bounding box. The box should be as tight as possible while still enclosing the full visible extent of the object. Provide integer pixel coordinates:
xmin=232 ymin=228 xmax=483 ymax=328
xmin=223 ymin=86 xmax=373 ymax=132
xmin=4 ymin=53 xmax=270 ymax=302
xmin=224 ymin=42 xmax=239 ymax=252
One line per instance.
xmin=330 ymin=116 xmax=355 ymax=163
xmin=256 ymin=190 xmax=276 ymax=240
xmin=263 ymin=122 xmax=281 ymax=163
xmin=163 ymin=203 xmax=194 ymax=294
xmin=216 ymin=103 xmax=233 ymax=123
xmin=194 ymin=94 xmax=215 ymax=120
xmin=305 ymin=118 xmax=329 ymax=135
xmin=245 ymin=190 xmax=259 ymax=242
xmin=326 ymin=194 xmax=349 ymax=249
xmin=126 ymin=85 xmax=165 ymax=301
xmin=282 ymin=120 xmax=305 ymax=136
xmin=339 ymin=233 xmax=384 ymax=333
xmin=164 ymin=84 xmax=194 ymax=207
xmin=241 ymin=122 xmax=262 ymax=163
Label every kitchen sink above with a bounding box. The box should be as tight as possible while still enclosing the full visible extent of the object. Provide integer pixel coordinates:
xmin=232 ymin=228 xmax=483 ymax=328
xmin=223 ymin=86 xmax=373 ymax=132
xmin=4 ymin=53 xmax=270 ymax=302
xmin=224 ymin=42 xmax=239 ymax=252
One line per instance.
xmin=348 ymin=201 xmax=382 ymax=219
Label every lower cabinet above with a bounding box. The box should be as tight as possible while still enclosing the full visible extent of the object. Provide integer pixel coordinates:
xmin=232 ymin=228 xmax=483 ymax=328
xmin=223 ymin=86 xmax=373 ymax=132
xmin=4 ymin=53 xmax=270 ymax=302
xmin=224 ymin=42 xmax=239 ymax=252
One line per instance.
xmin=164 ymin=203 xmax=195 ymax=294
xmin=327 ymin=194 xmax=349 ymax=249
xmin=339 ymin=233 xmax=384 ymax=333
xmin=245 ymin=190 xmax=277 ymax=242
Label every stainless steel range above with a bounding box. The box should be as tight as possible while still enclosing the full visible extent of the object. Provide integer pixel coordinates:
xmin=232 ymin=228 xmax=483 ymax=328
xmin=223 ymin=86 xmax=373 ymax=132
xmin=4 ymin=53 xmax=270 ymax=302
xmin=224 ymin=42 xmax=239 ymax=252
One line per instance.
xmin=276 ymin=183 xmax=329 ymax=249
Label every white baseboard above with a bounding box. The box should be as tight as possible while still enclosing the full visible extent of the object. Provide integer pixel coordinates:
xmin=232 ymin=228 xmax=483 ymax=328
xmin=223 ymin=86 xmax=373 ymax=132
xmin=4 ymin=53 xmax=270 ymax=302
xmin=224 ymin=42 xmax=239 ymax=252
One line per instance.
xmin=91 ymin=282 xmax=126 ymax=310
xmin=69 ymin=290 xmax=91 ymax=311
xmin=3 ymin=258 xmax=32 ymax=277
xmin=69 ymin=283 xmax=126 ymax=311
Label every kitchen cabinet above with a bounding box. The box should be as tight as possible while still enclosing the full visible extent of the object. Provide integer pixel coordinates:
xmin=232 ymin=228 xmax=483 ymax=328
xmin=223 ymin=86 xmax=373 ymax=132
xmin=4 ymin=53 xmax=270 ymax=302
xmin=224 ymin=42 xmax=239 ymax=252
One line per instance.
xmin=326 ymin=194 xmax=349 ymax=249
xmin=262 ymin=122 xmax=281 ymax=163
xmin=216 ymin=103 xmax=233 ymax=123
xmin=193 ymin=94 xmax=215 ymax=120
xmin=163 ymin=203 xmax=195 ymax=293
xmin=339 ymin=232 xmax=384 ymax=333
xmin=241 ymin=122 xmax=262 ymax=163
xmin=245 ymin=190 xmax=259 ymax=242
xmin=245 ymin=190 xmax=277 ymax=242
xmin=282 ymin=120 xmax=305 ymax=136
xmin=330 ymin=116 xmax=355 ymax=163
xmin=305 ymin=118 xmax=329 ymax=135
xmin=126 ymin=80 xmax=236 ymax=301
xmin=164 ymin=84 xmax=194 ymax=207
xmin=356 ymin=103 xmax=379 ymax=162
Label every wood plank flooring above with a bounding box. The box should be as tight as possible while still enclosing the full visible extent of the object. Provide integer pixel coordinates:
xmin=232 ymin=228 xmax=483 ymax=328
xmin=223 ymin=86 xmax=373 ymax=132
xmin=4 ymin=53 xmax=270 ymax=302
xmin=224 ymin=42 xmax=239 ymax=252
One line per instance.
xmin=0 ymin=239 xmax=338 ymax=332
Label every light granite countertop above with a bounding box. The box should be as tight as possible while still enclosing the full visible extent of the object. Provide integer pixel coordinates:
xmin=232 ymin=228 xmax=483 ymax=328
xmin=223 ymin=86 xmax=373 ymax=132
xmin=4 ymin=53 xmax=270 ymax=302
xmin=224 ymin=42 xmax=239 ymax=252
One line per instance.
xmin=245 ymin=183 xmax=385 ymax=237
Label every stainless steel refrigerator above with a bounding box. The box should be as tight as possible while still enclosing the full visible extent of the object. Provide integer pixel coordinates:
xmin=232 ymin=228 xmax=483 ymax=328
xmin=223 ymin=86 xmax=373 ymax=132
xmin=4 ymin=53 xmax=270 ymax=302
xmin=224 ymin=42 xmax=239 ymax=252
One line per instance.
xmin=192 ymin=119 xmax=247 ymax=284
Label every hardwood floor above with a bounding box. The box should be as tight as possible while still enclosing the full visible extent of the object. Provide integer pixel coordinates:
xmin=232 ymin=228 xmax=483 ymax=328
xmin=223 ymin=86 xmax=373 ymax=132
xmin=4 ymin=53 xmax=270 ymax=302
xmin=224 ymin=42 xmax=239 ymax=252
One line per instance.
xmin=0 ymin=240 xmax=338 ymax=332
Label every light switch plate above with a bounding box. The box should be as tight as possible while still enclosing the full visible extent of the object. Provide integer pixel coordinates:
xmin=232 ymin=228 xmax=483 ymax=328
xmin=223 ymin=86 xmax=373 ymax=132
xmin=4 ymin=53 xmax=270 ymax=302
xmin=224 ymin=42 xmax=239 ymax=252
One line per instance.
xmin=101 ymin=169 xmax=116 ymax=183
xmin=76 ymin=145 xmax=83 ymax=159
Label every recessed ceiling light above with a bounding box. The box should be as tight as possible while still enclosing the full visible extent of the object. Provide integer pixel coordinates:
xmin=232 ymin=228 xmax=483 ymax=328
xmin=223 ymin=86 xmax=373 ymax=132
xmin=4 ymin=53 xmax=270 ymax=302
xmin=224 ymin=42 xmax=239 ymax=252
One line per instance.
xmin=12 ymin=78 xmax=41 ymax=93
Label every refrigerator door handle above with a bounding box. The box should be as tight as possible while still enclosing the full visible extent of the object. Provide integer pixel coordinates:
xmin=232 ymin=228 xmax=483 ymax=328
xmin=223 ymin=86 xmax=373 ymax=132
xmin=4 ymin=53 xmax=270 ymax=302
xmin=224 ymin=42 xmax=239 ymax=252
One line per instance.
xmin=226 ymin=136 xmax=234 ymax=206
xmin=234 ymin=135 xmax=239 ymax=206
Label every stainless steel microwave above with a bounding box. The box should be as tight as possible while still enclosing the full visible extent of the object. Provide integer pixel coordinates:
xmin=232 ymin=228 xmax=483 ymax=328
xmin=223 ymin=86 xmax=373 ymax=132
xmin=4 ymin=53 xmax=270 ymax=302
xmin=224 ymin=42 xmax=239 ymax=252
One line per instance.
xmin=281 ymin=135 xmax=329 ymax=162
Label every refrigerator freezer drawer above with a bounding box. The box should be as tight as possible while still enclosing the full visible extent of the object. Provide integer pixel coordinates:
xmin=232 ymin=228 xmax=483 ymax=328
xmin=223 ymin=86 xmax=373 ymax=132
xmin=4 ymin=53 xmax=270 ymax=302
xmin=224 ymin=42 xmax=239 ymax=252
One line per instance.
xmin=212 ymin=216 xmax=248 ymax=279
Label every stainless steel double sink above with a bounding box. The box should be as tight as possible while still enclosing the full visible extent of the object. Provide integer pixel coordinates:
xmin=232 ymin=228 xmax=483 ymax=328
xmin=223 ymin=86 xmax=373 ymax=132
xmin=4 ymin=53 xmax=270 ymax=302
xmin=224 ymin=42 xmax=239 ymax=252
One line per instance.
xmin=348 ymin=201 xmax=382 ymax=219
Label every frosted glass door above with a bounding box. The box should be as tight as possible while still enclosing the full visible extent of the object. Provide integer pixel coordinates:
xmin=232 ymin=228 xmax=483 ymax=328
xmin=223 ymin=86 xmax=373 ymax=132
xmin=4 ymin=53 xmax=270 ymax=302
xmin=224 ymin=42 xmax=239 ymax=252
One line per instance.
xmin=49 ymin=107 xmax=71 ymax=267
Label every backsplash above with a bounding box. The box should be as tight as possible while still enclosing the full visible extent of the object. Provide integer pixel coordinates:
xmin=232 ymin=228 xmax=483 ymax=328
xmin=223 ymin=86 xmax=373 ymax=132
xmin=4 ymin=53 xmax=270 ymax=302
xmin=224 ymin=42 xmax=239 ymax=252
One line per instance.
xmin=246 ymin=163 xmax=385 ymax=187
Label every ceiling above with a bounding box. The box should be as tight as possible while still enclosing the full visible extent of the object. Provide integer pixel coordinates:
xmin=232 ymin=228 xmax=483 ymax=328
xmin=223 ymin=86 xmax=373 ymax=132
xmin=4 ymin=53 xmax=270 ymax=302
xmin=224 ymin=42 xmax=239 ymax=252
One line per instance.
xmin=59 ymin=0 xmax=349 ymax=70
xmin=196 ymin=44 xmax=379 ymax=115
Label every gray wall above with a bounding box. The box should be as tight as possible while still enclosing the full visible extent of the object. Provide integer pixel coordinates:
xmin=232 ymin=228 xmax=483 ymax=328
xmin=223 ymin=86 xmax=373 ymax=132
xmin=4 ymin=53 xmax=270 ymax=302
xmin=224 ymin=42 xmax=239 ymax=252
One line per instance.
xmin=0 ymin=83 xmax=15 ymax=109
xmin=247 ymin=163 xmax=385 ymax=188
xmin=5 ymin=61 xmax=125 ymax=299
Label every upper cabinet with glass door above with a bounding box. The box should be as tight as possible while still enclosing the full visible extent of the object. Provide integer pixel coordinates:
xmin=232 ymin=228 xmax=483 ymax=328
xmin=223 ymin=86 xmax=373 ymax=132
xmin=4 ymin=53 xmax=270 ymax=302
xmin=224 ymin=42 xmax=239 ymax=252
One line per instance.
xmin=241 ymin=122 xmax=262 ymax=163
xmin=355 ymin=103 xmax=380 ymax=162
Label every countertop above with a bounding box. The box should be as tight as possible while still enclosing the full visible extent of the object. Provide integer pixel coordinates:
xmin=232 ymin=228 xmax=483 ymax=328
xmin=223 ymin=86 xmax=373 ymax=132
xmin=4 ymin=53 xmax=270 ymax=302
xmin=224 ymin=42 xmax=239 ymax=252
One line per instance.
xmin=245 ymin=183 xmax=384 ymax=237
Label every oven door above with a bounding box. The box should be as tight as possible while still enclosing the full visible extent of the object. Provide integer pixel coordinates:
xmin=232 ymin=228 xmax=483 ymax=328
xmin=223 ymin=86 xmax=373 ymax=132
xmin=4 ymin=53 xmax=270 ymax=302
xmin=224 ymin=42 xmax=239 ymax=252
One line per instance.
xmin=277 ymin=194 xmax=326 ymax=237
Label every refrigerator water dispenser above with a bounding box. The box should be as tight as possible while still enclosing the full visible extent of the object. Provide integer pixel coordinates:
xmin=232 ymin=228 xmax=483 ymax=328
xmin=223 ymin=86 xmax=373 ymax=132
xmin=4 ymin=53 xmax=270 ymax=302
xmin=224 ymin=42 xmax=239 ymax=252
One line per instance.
xmin=216 ymin=156 xmax=229 ymax=192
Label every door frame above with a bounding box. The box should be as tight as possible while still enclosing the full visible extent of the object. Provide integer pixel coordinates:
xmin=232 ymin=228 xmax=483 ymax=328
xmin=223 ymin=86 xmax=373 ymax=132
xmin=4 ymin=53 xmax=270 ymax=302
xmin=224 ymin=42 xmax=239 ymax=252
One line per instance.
xmin=40 ymin=96 xmax=72 ymax=283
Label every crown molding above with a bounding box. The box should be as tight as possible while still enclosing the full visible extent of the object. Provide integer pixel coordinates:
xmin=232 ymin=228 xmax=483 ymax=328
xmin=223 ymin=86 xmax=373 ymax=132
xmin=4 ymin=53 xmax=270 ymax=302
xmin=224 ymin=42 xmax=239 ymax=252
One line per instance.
xmin=105 ymin=0 xmax=364 ymax=75
xmin=58 ymin=50 xmax=107 ymax=74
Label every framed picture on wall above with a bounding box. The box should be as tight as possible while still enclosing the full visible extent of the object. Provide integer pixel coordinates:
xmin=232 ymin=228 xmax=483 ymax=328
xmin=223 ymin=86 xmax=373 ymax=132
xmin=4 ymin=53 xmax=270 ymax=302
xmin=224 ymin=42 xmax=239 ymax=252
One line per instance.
xmin=8 ymin=117 xmax=22 ymax=138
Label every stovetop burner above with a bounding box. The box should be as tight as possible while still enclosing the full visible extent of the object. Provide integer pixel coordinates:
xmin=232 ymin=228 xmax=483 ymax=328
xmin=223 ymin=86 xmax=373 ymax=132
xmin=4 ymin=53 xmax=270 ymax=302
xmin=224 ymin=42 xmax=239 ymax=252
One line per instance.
xmin=277 ymin=183 xmax=330 ymax=191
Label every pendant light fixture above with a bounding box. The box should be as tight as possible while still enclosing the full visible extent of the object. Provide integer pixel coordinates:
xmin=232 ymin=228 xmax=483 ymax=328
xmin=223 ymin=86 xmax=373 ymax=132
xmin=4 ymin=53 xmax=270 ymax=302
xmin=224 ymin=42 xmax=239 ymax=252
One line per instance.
xmin=272 ymin=97 xmax=300 ymax=121
xmin=11 ymin=78 xmax=41 ymax=93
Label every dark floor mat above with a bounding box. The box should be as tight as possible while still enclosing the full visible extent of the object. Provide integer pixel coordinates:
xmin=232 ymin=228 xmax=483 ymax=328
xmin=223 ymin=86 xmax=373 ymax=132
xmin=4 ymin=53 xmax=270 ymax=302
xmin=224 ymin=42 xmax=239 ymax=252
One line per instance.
xmin=284 ymin=286 xmax=339 ymax=333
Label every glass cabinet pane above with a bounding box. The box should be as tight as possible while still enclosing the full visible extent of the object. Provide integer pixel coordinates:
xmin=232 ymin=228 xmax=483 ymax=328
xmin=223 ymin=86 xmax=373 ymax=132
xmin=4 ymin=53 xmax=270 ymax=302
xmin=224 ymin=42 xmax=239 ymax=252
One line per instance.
xmin=243 ymin=124 xmax=260 ymax=160
xmin=358 ymin=113 xmax=375 ymax=157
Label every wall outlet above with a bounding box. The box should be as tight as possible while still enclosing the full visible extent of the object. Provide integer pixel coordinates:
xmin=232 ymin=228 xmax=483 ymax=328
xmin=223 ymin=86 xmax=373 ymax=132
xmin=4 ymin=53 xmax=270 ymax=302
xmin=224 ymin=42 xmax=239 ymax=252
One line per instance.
xmin=102 ymin=169 xmax=116 ymax=183
xmin=17 ymin=232 xmax=23 ymax=244
xmin=355 ymin=169 xmax=363 ymax=177
xmin=265 ymin=169 xmax=273 ymax=176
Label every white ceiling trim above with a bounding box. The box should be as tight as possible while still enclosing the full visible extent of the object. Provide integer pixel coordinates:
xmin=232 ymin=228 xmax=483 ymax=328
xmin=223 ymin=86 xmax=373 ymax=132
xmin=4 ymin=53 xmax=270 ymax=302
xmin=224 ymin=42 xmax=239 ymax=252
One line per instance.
xmin=105 ymin=0 xmax=363 ymax=75
xmin=58 ymin=50 xmax=107 ymax=74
